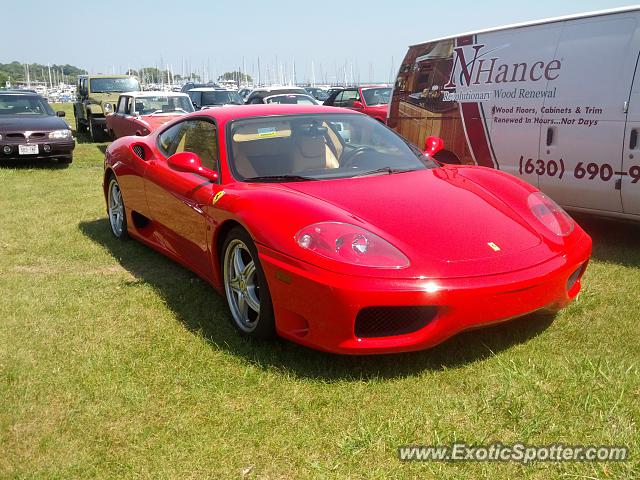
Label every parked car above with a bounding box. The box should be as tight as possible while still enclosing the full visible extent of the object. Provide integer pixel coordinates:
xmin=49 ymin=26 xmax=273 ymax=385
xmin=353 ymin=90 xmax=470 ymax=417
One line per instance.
xmin=103 ymin=104 xmax=591 ymax=354
xmin=186 ymin=88 xmax=244 ymax=109
xmin=304 ymin=87 xmax=330 ymax=103
xmin=180 ymin=82 xmax=219 ymax=93
xmin=324 ymin=86 xmax=391 ymax=122
xmin=106 ymin=91 xmax=194 ymax=139
xmin=238 ymin=87 xmax=253 ymax=101
xmin=388 ymin=5 xmax=640 ymax=220
xmin=245 ymin=87 xmax=311 ymax=104
xmin=74 ymin=74 xmax=140 ymax=142
xmin=0 ymin=90 xmax=74 ymax=164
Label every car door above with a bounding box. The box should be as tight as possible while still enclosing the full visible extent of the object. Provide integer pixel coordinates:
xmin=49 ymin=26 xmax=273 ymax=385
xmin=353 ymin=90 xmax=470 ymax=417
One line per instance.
xmin=144 ymin=117 xmax=222 ymax=277
xmin=537 ymin=15 xmax=635 ymax=213
xmin=110 ymin=96 xmax=129 ymax=138
xmin=622 ymin=47 xmax=640 ymax=216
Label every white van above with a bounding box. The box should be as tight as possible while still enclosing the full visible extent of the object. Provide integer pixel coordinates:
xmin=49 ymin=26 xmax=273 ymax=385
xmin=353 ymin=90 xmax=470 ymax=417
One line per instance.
xmin=388 ymin=6 xmax=640 ymax=220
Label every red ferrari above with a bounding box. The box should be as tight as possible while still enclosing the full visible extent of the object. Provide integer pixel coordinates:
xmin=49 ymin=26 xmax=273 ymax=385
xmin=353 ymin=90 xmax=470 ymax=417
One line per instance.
xmin=103 ymin=104 xmax=591 ymax=354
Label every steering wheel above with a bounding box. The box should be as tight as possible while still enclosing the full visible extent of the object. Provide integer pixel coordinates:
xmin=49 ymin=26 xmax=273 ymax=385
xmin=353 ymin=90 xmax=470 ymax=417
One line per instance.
xmin=341 ymin=146 xmax=377 ymax=168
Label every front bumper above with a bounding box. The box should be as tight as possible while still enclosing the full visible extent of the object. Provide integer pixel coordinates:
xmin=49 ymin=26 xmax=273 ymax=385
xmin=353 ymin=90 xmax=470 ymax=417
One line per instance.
xmin=0 ymin=139 xmax=75 ymax=160
xmin=258 ymin=233 xmax=591 ymax=354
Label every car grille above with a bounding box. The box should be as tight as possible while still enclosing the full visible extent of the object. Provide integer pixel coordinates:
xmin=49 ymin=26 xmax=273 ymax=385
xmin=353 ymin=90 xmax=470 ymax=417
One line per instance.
xmin=354 ymin=306 xmax=438 ymax=338
xmin=5 ymin=132 xmax=46 ymax=140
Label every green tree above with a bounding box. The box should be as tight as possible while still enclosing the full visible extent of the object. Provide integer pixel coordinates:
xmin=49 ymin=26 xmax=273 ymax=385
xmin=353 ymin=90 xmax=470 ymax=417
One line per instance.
xmin=218 ymin=71 xmax=252 ymax=84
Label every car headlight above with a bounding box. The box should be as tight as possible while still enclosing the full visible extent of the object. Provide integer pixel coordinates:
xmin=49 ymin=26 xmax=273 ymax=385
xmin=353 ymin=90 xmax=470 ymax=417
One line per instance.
xmin=527 ymin=192 xmax=574 ymax=236
xmin=0 ymin=133 xmax=3 ymax=140
xmin=103 ymin=102 xmax=113 ymax=113
xmin=295 ymin=221 xmax=409 ymax=268
xmin=48 ymin=129 xmax=72 ymax=139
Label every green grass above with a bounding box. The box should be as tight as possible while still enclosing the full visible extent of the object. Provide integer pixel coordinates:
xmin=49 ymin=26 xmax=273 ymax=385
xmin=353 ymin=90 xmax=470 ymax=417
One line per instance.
xmin=0 ymin=103 xmax=638 ymax=479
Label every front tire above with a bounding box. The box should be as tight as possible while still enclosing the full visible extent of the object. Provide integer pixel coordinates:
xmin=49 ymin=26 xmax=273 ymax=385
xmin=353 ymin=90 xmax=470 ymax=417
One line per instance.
xmin=222 ymin=227 xmax=275 ymax=339
xmin=107 ymin=176 xmax=128 ymax=240
xmin=89 ymin=115 xmax=105 ymax=142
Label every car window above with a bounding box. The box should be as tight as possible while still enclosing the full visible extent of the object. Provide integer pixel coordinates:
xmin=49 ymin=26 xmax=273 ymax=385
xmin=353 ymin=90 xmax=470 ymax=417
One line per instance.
xmin=116 ymin=96 xmax=129 ymax=115
xmin=335 ymin=90 xmax=359 ymax=107
xmin=188 ymin=91 xmax=201 ymax=107
xmin=361 ymin=88 xmax=391 ymax=106
xmin=158 ymin=119 xmax=218 ymax=170
xmin=229 ymin=113 xmax=434 ymax=181
xmin=0 ymin=95 xmax=53 ymax=115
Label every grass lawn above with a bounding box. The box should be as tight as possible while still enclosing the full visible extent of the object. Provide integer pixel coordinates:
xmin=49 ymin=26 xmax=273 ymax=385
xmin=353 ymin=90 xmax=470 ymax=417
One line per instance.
xmin=0 ymin=103 xmax=638 ymax=479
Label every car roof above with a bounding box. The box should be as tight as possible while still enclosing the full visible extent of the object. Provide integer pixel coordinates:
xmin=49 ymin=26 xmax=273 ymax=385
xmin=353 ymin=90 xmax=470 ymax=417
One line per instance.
xmin=179 ymin=104 xmax=358 ymax=123
xmin=248 ymin=87 xmax=308 ymax=99
xmin=189 ymin=87 xmax=237 ymax=92
xmin=120 ymin=90 xmax=189 ymax=98
xmin=0 ymin=89 xmax=38 ymax=95
xmin=79 ymin=74 xmax=135 ymax=79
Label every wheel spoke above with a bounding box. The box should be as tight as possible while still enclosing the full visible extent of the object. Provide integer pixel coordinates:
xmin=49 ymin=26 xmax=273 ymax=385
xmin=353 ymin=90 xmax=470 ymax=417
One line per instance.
xmin=242 ymin=261 xmax=256 ymax=281
xmin=237 ymin=294 xmax=249 ymax=320
xmin=233 ymin=247 xmax=245 ymax=276
xmin=245 ymin=286 xmax=260 ymax=313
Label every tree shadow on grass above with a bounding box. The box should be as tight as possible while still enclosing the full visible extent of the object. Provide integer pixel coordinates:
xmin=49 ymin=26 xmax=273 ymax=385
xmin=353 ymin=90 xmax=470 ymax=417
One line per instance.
xmin=573 ymin=214 xmax=640 ymax=268
xmin=79 ymin=218 xmax=556 ymax=380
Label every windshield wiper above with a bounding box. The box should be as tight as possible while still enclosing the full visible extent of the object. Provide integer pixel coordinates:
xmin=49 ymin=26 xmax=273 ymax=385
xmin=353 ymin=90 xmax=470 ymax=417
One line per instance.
xmin=354 ymin=167 xmax=417 ymax=177
xmin=244 ymin=174 xmax=315 ymax=182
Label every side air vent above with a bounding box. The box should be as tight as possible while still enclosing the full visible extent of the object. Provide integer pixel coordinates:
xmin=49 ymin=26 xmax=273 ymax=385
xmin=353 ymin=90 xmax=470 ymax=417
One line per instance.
xmin=132 ymin=144 xmax=145 ymax=160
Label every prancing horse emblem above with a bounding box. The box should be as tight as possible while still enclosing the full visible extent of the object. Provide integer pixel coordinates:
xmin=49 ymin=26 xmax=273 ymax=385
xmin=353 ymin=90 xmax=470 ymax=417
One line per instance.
xmin=487 ymin=242 xmax=501 ymax=252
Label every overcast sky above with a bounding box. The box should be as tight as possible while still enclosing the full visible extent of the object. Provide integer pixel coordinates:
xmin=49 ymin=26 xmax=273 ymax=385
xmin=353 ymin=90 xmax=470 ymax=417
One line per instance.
xmin=3 ymin=0 xmax=636 ymax=83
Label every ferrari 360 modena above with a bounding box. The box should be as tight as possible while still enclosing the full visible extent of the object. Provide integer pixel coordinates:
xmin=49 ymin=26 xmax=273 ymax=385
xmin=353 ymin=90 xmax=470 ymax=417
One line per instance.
xmin=102 ymin=104 xmax=591 ymax=354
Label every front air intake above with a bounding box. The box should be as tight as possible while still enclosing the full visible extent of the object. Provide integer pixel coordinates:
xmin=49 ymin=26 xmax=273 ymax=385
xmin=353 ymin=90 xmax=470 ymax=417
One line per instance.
xmin=355 ymin=306 xmax=438 ymax=338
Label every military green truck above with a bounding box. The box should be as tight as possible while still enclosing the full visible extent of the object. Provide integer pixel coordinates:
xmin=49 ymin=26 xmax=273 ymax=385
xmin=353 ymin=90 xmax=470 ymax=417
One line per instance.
xmin=74 ymin=75 xmax=140 ymax=141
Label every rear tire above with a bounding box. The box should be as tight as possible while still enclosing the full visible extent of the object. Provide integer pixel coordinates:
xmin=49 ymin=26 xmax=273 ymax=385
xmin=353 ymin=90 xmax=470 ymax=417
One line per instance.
xmin=222 ymin=227 xmax=275 ymax=339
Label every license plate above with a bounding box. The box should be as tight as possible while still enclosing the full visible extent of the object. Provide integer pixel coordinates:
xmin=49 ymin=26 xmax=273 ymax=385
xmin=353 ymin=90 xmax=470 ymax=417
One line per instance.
xmin=18 ymin=144 xmax=39 ymax=155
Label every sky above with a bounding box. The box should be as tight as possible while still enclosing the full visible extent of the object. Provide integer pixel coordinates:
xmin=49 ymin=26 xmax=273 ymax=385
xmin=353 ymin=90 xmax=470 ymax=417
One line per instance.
xmin=2 ymin=0 xmax=637 ymax=84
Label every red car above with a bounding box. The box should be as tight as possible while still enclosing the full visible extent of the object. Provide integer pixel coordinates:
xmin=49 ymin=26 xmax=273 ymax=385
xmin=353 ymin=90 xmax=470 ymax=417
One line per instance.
xmin=106 ymin=91 xmax=194 ymax=139
xmin=103 ymin=104 xmax=591 ymax=354
xmin=324 ymin=86 xmax=391 ymax=122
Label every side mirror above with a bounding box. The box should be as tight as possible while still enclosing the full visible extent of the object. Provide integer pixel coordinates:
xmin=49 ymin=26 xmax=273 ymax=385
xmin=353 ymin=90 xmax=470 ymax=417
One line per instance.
xmin=423 ymin=136 xmax=444 ymax=156
xmin=56 ymin=111 xmax=65 ymax=117
xmin=167 ymin=151 xmax=218 ymax=182
xmin=352 ymin=100 xmax=364 ymax=109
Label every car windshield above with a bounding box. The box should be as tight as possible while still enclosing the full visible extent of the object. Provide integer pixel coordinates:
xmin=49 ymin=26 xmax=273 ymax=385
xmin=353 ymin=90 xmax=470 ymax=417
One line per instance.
xmin=134 ymin=96 xmax=194 ymax=115
xmin=362 ymin=87 xmax=391 ymax=106
xmin=265 ymin=94 xmax=318 ymax=105
xmin=314 ymin=90 xmax=329 ymax=101
xmin=90 ymin=77 xmax=140 ymax=93
xmin=201 ymin=91 xmax=244 ymax=105
xmin=229 ymin=113 xmax=436 ymax=181
xmin=0 ymin=95 xmax=54 ymax=115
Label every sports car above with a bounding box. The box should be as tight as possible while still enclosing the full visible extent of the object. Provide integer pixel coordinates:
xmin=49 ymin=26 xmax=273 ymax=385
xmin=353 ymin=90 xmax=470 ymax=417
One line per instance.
xmin=102 ymin=104 xmax=591 ymax=354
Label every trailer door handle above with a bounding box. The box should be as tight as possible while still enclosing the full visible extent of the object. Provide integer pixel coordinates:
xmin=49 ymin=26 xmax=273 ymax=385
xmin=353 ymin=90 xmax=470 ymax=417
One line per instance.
xmin=546 ymin=127 xmax=554 ymax=146
xmin=630 ymin=129 xmax=638 ymax=150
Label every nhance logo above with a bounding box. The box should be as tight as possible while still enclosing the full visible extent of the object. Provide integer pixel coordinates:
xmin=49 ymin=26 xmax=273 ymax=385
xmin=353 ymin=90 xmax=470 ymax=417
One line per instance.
xmin=444 ymin=44 xmax=561 ymax=89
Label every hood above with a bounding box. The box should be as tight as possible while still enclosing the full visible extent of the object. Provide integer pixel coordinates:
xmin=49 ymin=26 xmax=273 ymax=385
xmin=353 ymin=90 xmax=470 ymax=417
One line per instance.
xmin=284 ymin=168 xmax=549 ymax=277
xmin=91 ymin=92 xmax=122 ymax=105
xmin=139 ymin=114 xmax=183 ymax=131
xmin=0 ymin=115 xmax=69 ymax=132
